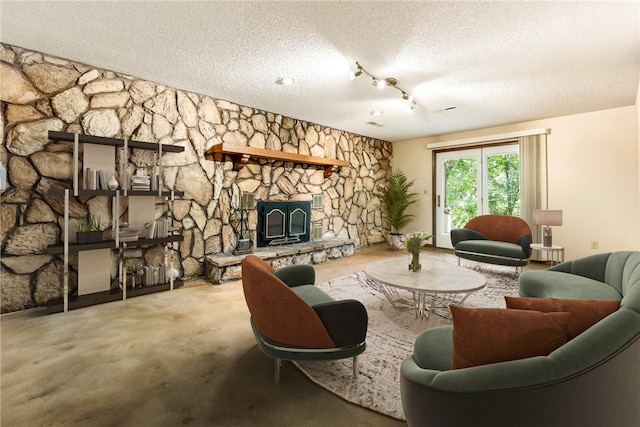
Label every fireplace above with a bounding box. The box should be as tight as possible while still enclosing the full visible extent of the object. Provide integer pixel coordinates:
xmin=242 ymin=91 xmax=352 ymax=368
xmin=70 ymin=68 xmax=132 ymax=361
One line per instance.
xmin=257 ymin=201 xmax=311 ymax=247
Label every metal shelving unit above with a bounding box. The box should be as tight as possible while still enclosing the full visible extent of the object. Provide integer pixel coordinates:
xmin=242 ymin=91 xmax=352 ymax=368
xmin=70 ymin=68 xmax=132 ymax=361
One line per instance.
xmin=46 ymin=131 xmax=186 ymax=313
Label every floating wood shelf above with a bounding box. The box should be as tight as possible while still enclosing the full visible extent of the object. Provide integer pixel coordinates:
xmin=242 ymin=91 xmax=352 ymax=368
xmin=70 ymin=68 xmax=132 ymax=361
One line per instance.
xmin=204 ymin=142 xmax=349 ymax=177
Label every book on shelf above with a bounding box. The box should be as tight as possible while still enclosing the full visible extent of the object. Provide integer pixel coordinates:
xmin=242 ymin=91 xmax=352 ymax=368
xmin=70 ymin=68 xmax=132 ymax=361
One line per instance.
xmin=148 ymin=220 xmax=156 ymax=240
xmin=84 ymin=168 xmax=94 ymax=190
xmin=97 ymin=170 xmax=107 ymax=190
xmin=148 ymin=218 xmax=170 ymax=239
xmin=150 ymin=174 xmax=160 ymax=191
xmin=105 ymin=227 xmax=141 ymax=242
xmin=151 ymin=153 xmax=158 ymax=191
xmin=84 ymin=168 xmax=110 ymax=191
xmin=143 ymin=264 xmax=168 ymax=286
xmin=131 ymin=174 xmax=151 ymax=191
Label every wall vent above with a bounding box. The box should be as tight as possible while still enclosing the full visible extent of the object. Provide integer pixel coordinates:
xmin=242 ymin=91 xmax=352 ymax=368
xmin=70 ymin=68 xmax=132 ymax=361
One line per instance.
xmin=241 ymin=192 xmax=255 ymax=209
xmin=312 ymin=225 xmax=323 ymax=240
xmin=312 ymin=194 xmax=323 ymax=209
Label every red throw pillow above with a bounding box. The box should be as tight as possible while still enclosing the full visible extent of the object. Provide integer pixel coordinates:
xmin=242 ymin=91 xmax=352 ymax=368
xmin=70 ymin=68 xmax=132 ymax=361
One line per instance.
xmin=504 ymin=297 xmax=620 ymax=340
xmin=450 ymin=305 xmax=571 ymax=370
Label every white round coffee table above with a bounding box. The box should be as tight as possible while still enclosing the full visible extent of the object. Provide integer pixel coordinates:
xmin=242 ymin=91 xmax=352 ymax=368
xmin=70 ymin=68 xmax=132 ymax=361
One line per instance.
xmin=364 ymin=255 xmax=486 ymax=319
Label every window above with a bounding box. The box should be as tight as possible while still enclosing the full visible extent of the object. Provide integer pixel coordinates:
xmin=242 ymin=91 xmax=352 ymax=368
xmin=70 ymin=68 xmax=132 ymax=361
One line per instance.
xmin=435 ymin=144 xmax=520 ymax=248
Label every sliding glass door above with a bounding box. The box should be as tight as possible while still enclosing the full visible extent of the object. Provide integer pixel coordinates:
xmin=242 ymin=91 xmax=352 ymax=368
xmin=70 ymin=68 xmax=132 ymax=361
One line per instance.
xmin=435 ymin=144 xmax=520 ymax=248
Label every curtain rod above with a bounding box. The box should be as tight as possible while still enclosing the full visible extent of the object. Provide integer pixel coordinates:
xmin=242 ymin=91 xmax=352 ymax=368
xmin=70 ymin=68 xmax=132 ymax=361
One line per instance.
xmin=426 ymin=128 xmax=550 ymax=150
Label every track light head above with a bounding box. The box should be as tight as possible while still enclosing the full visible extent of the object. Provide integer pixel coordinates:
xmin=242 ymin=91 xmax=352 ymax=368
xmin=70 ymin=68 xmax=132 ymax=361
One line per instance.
xmin=354 ymin=62 xmax=363 ymax=77
xmin=385 ymin=78 xmax=397 ymax=87
xmin=350 ymin=62 xmax=364 ymax=80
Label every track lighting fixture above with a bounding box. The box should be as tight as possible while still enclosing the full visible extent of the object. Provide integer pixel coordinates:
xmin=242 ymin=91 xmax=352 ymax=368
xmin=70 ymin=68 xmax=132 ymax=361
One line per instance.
xmin=350 ymin=61 xmax=416 ymax=110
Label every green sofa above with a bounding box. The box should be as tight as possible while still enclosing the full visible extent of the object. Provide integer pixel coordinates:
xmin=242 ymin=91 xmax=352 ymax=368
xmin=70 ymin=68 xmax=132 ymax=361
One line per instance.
xmin=400 ymin=251 xmax=640 ymax=427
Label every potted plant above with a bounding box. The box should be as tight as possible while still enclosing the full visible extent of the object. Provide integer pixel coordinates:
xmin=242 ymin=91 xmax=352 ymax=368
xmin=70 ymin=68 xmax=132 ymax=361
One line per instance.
xmin=375 ymin=169 xmax=419 ymax=250
xmin=76 ymin=213 xmax=103 ymax=244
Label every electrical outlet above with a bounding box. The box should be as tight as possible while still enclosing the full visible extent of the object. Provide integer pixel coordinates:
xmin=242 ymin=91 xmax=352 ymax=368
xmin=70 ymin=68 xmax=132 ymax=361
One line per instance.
xmin=590 ymin=241 xmax=599 ymax=250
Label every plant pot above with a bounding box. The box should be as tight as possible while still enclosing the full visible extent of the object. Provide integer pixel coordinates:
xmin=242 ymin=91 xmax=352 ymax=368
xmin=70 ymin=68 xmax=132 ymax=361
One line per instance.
xmin=388 ymin=233 xmax=403 ymax=251
xmin=76 ymin=231 xmax=103 ymax=244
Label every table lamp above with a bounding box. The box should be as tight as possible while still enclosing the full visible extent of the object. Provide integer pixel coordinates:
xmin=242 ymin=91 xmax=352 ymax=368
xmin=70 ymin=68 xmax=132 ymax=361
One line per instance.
xmin=534 ymin=209 xmax=563 ymax=247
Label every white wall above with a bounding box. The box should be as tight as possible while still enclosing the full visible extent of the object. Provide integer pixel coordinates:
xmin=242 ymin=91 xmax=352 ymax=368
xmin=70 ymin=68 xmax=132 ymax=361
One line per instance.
xmin=393 ymin=105 xmax=640 ymax=260
xmin=637 ymin=81 xmax=640 ymax=244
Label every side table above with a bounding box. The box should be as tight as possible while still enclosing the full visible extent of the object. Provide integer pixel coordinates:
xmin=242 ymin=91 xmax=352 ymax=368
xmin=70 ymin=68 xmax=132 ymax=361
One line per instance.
xmin=530 ymin=243 xmax=565 ymax=265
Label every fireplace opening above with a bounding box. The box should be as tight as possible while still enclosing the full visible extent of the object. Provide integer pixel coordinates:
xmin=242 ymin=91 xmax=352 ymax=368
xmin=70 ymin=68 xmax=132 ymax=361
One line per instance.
xmin=257 ymin=201 xmax=311 ymax=247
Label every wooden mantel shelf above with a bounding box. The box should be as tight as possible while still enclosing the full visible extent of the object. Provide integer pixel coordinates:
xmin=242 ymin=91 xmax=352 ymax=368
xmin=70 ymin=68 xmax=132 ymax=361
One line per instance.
xmin=204 ymin=142 xmax=349 ymax=177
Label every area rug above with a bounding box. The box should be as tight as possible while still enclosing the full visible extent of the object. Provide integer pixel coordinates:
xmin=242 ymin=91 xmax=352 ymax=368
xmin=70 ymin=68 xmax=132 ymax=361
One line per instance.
xmin=293 ymin=264 xmax=520 ymax=420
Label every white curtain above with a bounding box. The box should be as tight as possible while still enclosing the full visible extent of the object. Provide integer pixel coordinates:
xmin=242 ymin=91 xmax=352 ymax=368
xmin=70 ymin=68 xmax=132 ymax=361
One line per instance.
xmin=519 ymin=134 xmax=547 ymax=257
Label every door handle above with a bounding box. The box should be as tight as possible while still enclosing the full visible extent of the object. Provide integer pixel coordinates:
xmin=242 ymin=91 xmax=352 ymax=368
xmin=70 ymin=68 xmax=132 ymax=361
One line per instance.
xmin=437 ymin=195 xmax=441 ymax=207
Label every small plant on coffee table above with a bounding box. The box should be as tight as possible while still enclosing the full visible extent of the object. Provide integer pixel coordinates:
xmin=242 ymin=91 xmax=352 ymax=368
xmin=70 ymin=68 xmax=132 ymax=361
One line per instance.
xmin=405 ymin=232 xmax=432 ymax=272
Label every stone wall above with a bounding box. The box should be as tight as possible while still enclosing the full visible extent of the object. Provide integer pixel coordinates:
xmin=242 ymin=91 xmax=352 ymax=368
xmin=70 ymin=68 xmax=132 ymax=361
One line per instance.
xmin=0 ymin=43 xmax=393 ymax=313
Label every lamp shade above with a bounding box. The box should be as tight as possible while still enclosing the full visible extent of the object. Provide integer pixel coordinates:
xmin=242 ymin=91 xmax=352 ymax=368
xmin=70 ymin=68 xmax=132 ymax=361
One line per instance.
xmin=534 ymin=209 xmax=563 ymax=226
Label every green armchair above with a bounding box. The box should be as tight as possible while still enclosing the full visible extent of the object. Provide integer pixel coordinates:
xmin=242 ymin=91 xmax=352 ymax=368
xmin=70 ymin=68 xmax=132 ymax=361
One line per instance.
xmin=451 ymin=214 xmax=532 ymax=268
xmin=241 ymin=255 xmax=367 ymax=384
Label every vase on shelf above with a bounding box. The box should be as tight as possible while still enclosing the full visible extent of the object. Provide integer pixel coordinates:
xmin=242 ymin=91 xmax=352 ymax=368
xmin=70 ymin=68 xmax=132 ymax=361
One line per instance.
xmin=107 ymin=174 xmax=119 ymax=190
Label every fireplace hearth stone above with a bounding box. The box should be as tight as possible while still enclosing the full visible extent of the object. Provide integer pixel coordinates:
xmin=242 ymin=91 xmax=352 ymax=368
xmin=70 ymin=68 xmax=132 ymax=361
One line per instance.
xmin=204 ymin=237 xmax=356 ymax=284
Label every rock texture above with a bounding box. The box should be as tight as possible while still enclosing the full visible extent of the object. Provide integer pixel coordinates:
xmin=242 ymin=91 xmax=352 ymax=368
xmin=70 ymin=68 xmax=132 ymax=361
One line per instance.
xmin=0 ymin=43 xmax=393 ymax=313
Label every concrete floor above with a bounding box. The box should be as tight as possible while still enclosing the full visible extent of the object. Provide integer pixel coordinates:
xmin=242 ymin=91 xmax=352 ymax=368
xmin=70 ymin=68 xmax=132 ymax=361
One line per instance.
xmin=0 ymin=245 xmax=542 ymax=426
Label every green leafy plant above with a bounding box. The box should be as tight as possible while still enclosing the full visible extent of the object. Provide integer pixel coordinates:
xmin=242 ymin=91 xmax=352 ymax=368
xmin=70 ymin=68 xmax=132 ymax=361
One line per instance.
xmin=76 ymin=214 xmax=102 ymax=232
xmin=375 ymin=169 xmax=419 ymax=234
xmin=404 ymin=232 xmax=432 ymax=252
xmin=403 ymin=232 xmax=432 ymax=272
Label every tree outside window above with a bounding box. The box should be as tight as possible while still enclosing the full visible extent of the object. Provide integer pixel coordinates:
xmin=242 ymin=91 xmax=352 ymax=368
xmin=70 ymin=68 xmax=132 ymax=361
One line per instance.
xmin=444 ymin=152 xmax=520 ymax=229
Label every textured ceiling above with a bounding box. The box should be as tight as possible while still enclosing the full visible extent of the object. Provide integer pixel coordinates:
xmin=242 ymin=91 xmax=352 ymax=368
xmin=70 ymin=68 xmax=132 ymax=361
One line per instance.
xmin=1 ymin=1 xmax=639 ymax=142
